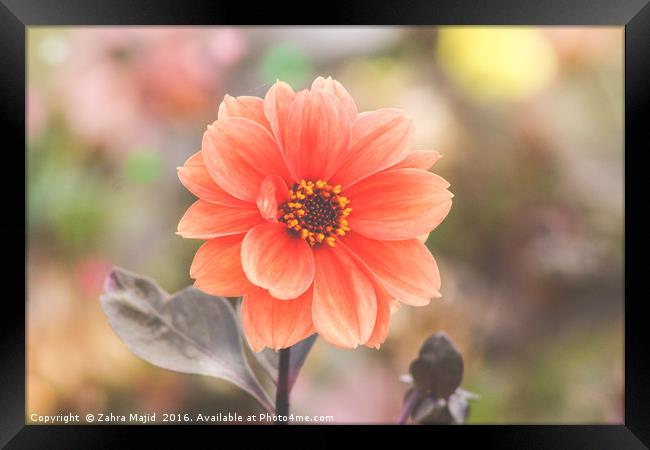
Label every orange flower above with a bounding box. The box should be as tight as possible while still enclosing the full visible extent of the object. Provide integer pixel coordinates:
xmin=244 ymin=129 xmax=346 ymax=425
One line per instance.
xmin=178 ymin=77 xmax=452 ymax=351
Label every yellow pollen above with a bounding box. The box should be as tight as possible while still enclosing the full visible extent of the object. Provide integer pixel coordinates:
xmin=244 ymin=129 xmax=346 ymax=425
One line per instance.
xmin=278 ymin=179 xmax=352 ymax=248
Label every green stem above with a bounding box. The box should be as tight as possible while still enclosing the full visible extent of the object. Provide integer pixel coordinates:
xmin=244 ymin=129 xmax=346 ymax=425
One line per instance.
xmin=275 ymin=347 xmax=290 ymax=424
xmin=396 ymin=388 xmax=421 ymax=424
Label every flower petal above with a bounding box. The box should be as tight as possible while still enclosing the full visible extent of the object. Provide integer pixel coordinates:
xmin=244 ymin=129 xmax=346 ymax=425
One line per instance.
xmin=191 ymin=234 xmax=257 ymax=297
xmin=241 ymin=222 xmax=314 ymax=299
xmin=333 ymin=109 xmax=414 ymax=188
xmin=342 ymin=233 xmax=441 ymax=306
xmin=177 ymin=199 xmax=263 ymax=239
xmin=256 ymin=175 xmax=288 ymax=221
xmin=364 ymin=283 xmax=393 ymax=349
xmin=202 ymin=117 xmax=291 ymax=202
xmin=183 ymin=150 xmax=203 ymax=167
xmin=346 ymin=168 xmax=453 ymax=240
xmin=311 ymin=76 xmax=358 ymax=121
xmin=392 ymin=150 xmax=441 ymax=171
xmin=241 ymin=287 xmax=315 ymax=352
xmin=312 ymin=245 xmax=377 ymax=348
xmin=218 ymin=95 xmax=272 ymax=133
xmin=284 ymin=89 xmax=351 ymax=182
xmin=264 ymin=80 xmax=296 ymax=149
xmin=178 ymin=151 xmax=251 ymax=207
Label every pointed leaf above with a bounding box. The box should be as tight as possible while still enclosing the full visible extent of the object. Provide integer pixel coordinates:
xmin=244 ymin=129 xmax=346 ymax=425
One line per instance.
xmin=255 ymin=348 xmax=280 ymax=379
xmin=100 ymin=267 xmax=273 ymax=412
xmin=250 ymin=334 xmax=317 ymax=393
xmin=287 ymin=334 xmax=317 ymax=391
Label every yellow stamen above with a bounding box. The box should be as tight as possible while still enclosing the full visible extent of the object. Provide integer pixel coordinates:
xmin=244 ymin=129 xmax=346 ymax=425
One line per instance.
xmin=277 ymin=179 xmax=352 ymax=248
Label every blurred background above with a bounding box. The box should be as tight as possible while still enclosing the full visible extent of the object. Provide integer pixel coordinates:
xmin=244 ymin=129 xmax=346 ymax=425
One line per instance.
xmin=27 ymin=26 xmax=623 ymax=424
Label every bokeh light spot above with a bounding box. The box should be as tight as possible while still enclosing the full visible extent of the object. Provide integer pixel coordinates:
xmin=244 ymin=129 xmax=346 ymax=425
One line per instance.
xmin=124 ymin=149 xmax=163 ymax=184
xmin=38 ymin=33 xmax=70 ymax=65
xmin=260 ymin=44 xmax=311 ymax=87
xmin=436 ymin=27 xmax=557 ymax=101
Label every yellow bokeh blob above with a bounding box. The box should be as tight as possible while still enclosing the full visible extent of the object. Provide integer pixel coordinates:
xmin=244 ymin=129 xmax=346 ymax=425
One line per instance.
xmin=436 ymin=27 xmax=557 ymax=101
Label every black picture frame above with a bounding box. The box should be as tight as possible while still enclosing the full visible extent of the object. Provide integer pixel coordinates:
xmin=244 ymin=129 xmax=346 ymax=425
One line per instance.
xmin=3 ymin=0 xmax=648 ymax=447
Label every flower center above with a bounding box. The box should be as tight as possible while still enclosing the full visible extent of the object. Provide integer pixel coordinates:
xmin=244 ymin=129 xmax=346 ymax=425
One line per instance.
xmin=278 ymin=179 xmax=352 ymax=247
